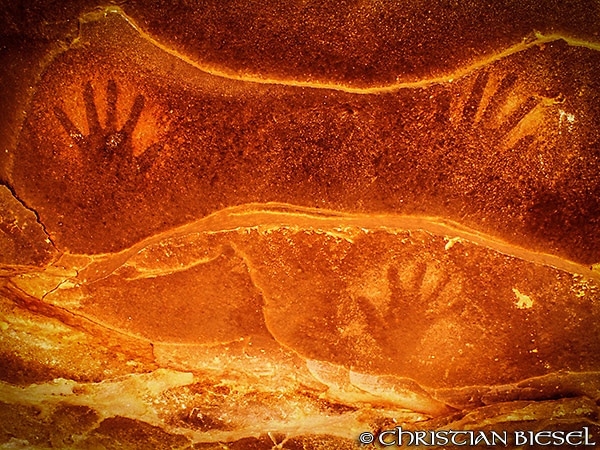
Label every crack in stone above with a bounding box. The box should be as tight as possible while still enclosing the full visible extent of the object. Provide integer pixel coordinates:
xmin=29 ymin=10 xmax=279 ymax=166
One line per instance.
xmin=227 ymin=239 xmax=284 ymax=349
xmin=0 ymin=181 xmax=58 ymax=252
xmin=66 ymin=7 xmax=600 ymax=95
xmin=72 ymin=204 xmax=600 ymax=286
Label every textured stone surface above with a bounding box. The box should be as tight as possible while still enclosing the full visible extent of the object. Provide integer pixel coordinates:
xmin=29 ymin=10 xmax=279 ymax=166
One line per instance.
xmin=5 ymin=10 xmax=600 ymax=263
xmin=1 ymin=2 xmax=599 ymax=448
xmin=0 ymin=186 xmax=55 ymax=269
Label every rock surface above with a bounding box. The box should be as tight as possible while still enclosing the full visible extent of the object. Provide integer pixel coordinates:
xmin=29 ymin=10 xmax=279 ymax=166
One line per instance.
xmin=1 ymin=2 xmax=599 ymax=448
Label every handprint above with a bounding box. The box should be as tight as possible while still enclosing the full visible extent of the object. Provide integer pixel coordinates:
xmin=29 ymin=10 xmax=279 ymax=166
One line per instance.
xmin=53 ymin=80 xmax=162 ymax=181
xmin=428 ymin=67 xmax=548 ymax=195
xmin=461 ymin=69 xmax=540 ymax=147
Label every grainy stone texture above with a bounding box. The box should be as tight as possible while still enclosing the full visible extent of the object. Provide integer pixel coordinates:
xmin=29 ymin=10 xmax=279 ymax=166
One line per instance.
xmin=1 ymin=1 xmax=599 ymax=448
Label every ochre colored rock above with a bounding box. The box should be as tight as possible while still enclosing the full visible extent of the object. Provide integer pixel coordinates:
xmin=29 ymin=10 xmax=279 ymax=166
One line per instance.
xmin=1 ymin=3 xmax=600 ymax=448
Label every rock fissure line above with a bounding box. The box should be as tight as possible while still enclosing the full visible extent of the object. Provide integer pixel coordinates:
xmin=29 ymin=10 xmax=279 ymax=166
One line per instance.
xmin=0 ymin=182 xmax=57 ymax=253
xmin=73 ymin=203 xmax=600 ymax=285
xmin=74 ymin=7 xmax=600 ymax=94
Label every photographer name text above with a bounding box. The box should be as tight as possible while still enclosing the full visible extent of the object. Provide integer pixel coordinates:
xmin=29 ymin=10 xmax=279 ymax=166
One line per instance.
xmin=358 ymin=426 xmax=596 ymax=447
